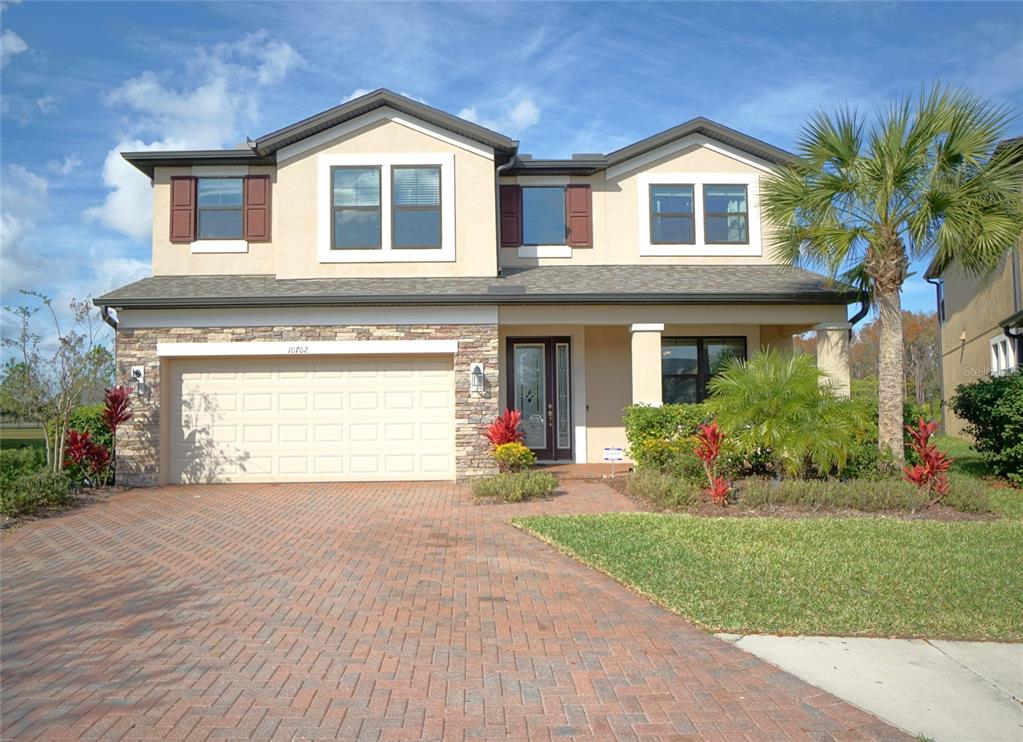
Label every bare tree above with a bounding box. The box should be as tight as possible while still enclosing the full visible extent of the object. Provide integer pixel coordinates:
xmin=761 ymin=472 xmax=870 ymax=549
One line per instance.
xmin=2 ymin=292 xmax=106 ymax=472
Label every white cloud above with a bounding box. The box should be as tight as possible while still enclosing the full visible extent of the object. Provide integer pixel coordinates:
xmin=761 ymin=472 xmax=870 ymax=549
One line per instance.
xmin=47 ymin=153 xmax=82 ymax=175
xmin=89 ymin=32 xmax=303 ymax=240
xmin=85 ymin=138 xmax=177 ymax=241
xmin=0 ymin=28 xmax=27 ymax=68
xmin=457 ymin=91 xmax=541 ymax=136
xmin=0 ymin=164 xmax=47 ymax=253
xmin=0 ymin=93 xmax=58 ymax=124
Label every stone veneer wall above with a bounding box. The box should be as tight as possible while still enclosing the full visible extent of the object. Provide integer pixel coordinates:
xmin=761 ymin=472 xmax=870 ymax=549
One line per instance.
xmin=115 ymin=323 xmax=500 ymax=486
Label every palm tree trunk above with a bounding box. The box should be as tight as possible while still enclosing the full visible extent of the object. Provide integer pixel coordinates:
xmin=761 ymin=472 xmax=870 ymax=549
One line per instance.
xmin=876 ymin=283 xmax=905 ymax=465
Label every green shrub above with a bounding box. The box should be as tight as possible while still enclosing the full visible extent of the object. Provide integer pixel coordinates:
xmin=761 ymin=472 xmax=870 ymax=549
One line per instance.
xmin=950 ymin=371 xmax=1023 ymax=486
xmin=45 ymin=404 xmax=114 ymax=452
xmin=625 ymin=470 xmax=700 ymax=510
xmin=493 ymin=442 xmax=536 ymax=472
xmin=942 ymin=474 xmax=992 ymax=514
xmin=631 ymin=438 xmax=704 ymax=479
xmin=623 ymin=403 xmax=709 ymax=449
xmin=707 ymin=350 xmax=870 ymax=478
xmin=739 ymin=477 xmax=927 ymax=511
xmin=623 ymin=403 xmax=709 ymax=476
xmin=0 ymin=447 xmax=47 ymax=489
xmin=471 ymin=471 xmax=558 ymax=502
xmin=0 ymin=471 xmax=74 ymax=517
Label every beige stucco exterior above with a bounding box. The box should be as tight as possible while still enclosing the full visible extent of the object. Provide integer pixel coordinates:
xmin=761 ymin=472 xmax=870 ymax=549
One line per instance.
xmin=497 ymin=304 xmax=847 ymax=464
xmin=500 ymin=140 xmax=780 ymax=269
xmin=936 ymin=243 xmax=1022 ymax=436
xmin=152 ymin=118 xmax=498 ymax=278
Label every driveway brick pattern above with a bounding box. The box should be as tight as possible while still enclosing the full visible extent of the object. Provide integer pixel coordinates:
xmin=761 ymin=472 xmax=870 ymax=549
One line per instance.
xmin=1 ymin=482 xmax=907 ymax=740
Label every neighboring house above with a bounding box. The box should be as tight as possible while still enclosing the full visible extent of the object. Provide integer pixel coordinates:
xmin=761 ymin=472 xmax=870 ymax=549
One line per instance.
xmin=96 ymin=89 xmax=855 ymax=485
xmin=924 ymin=137 xmax=1023 ymax=438
xmin=925 ymin=243 xmax=1023 ymax=438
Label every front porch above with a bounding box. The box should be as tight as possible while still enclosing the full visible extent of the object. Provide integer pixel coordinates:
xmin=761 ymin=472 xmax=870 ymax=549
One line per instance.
xmin=496 ymin=304 xmax=850 ymax=464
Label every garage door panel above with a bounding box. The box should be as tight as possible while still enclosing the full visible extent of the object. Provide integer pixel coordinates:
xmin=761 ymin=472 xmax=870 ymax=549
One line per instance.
xmin=170 ymin=355 xmax=455 ymax=483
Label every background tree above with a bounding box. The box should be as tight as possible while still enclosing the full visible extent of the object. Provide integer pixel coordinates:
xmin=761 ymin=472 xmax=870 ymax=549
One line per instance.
xmin=2 ymin=293 xmax=106 ymax=471
xmin=762 ymin=88 xmax=1023 ymax=464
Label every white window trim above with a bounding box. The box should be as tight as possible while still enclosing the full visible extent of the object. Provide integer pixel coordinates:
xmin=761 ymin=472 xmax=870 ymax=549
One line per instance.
xmin=191 ymin=166 xmax=249 ymax=177
xmin=517 ymin=245 xmax=572 ymax=258
xmin=638 ymin=172 xmax=762 ymax=257
xmin=317 ymin=152 xmax=455 ymax=263
xmin=990 ymin=333 xmax=1016 ymax=375
xmin=190 ymin=239 xmax=248 ymax=254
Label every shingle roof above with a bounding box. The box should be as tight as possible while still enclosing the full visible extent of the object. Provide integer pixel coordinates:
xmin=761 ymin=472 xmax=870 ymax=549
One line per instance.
xmin=95 ymin=265 xmax=855 ymax=309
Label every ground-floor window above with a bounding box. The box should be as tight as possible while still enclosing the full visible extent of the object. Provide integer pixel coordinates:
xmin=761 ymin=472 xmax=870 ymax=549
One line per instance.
xmin=990 ymin=334 xmax=1017 ymax=375
xmin=661 ymin=336 xmax=747 ymax=403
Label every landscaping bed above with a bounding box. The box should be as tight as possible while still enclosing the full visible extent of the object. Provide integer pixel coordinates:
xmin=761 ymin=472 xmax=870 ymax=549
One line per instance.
xmin=514 ymin=512 xmax=1023 ymax=641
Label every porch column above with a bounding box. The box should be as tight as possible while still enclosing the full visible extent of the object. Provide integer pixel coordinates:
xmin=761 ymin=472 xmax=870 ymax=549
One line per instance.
xmin=815 ymin=322 xmax=851 ymax=397
xmin=629 ymin=323 xmax=664 ymax=406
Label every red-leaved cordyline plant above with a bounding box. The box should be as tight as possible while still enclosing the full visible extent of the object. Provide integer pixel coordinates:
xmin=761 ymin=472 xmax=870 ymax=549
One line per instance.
xmin=65 ymin=429 xmax=111 ymax=486
xmin=102 ymin=386 xmax=133 ymax=435
xmin=102 ymin=385 xmax=132 ymax=486
xmin=903 ymin=418 xmax=952 ymax=504
xmin=485 ymin=409 xmax=524 ymax=447
xmin=694 ymin=420 xmax=730 ymax=506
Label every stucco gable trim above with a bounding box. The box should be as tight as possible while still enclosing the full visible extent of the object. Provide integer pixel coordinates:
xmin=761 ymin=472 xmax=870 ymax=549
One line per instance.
xmin=276 ymin=107 xmax=495 ymax=163
xmin=606 ymin=135 xmax=778 ymax=180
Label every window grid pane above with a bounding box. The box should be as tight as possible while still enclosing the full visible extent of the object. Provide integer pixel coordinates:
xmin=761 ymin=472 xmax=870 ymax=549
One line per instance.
xmin=704 ymin=185 xmax=749 ymax=244
xmin=331 ymin=167 xmax=381 ymax=249
xmin=522 ymin=187 xmax=566 ymax=245
xmin=392 ymin=166 xmax=441 ymax=248
xmin=196 ymin=178 xmax=243 ymax=239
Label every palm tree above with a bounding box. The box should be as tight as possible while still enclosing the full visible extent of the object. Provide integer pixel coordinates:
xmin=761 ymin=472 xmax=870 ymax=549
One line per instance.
xmin=762 ymin=88 xmax=1023 ymax=465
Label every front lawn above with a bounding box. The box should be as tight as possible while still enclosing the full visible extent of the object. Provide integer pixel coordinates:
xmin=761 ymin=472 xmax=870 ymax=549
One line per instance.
xmin=514 ymin=513 xmax=1023 ymax=641
xmin=934 ymin=435 xmax=1023 ymax=520
xmin=0 ymin=428 xmax=46 ymax=451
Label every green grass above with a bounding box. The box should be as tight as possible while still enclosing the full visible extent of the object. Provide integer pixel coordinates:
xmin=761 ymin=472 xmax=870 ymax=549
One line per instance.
xmin=0 ymin=428 xmax=46 ymax=451
xmin=514 ymin=513 xmax=1023 ymax=641
xmin=933 ymin=435 xmax=1023 ymax=520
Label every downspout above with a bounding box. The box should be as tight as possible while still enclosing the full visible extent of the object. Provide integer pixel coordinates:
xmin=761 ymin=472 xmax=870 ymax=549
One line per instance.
xmin=847 ymin=290 xmax=870 ymax=340
xmin=494 ymin=153 xmax=517 ymax=277
xmin=1009 ymin=249 xmax=1023 ymax=367
xmin=100 ymin=305 xmax=118 ymax=330
xmin=925 ymin=275 xmax=946 ymax=427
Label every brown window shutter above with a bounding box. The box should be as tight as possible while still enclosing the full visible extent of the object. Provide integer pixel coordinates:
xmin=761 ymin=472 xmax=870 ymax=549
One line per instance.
xmin=499 ymin=184 xmax=522 ymax=247
xmin=566 ymin=184 xmax=592 ymax=247
xmin=244 ymin=175 xmax=271 ymax=241
xmin=169 ymin=176 xmax=196 ymax=243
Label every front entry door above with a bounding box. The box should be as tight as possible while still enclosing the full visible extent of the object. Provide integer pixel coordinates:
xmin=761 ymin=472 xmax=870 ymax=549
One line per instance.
xmin=507 ymin=337 xmax=572 ymax=461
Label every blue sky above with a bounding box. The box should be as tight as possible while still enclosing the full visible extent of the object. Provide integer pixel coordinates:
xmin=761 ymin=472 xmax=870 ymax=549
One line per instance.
xmin=2 ymin=1 xmax=1022 ymax=342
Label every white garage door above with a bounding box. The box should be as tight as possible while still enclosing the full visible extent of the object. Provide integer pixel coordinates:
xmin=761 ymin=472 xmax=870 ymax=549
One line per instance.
xmin=168 ymin=355 xmax=455 ymax=483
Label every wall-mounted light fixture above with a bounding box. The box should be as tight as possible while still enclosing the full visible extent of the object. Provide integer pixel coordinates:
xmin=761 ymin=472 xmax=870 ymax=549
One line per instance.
xmin=469 ymin=363 xmax=485 ymax=395
xmin=131 ymin=366 xmax=145 ymax=394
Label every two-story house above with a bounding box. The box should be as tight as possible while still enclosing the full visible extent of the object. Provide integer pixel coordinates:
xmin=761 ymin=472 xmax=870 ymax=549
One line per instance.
xmin=925 ymin=170 xmax=1022 ymax=437
xmin=96 ymin=89 xmax=855 ymax=485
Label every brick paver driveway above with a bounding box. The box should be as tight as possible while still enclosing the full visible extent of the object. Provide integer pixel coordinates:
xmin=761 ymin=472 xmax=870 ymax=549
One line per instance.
xmin=1 ymin=481 xmax=905 ymax=741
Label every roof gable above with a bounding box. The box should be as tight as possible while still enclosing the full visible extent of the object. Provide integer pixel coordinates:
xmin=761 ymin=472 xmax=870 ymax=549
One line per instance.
xmin=255 ymin=89 xmax=518 ymax=157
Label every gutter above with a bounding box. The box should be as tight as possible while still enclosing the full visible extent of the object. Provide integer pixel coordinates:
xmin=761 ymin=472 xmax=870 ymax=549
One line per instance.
xmin=94 ymin=291 xmax=856 ymax=310
xmin=494 ymin=154 xmax=518 ymax=277
xmin=100 ymin=305 xmax=118 ymax=330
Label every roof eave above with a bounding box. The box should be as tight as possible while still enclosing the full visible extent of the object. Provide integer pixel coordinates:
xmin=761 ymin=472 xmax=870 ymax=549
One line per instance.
xmin=95 ymin=291 xmax=855 ymax=310
xmin=121 ymin=150 xmax=274 ymax=178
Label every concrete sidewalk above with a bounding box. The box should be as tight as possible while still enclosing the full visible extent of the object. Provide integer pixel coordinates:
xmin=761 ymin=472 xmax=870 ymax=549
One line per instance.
xmin=719 ymin=634 xmax=1023 ymax=742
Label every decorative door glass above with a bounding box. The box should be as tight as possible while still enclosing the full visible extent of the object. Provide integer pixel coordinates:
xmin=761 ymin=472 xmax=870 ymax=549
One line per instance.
xmin=555 ymin=343 xmax=571 ymax=450
xmin=513 ymin=344 xmax=546 ymax=449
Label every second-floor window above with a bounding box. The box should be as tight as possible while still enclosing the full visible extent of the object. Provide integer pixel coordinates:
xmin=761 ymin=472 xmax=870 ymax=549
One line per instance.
xmin=704 ymin=184 xmax=749 ymax=244
xmin=332 ymin=167 xmax=381 ymax=249
xmin=197 ymin=178 xmax=243 ymax=239
xmin=392 ymin=166 xmax=441 ymax=248
xmin=522 ymin=186 xmax=566 ymax=245
xmin=650 ymin=185 xmax=695 ymax=244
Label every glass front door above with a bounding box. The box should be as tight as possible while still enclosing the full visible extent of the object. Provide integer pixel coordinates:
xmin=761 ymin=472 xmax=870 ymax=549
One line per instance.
xmin=507 ymin=337 xmax=572 ymax=461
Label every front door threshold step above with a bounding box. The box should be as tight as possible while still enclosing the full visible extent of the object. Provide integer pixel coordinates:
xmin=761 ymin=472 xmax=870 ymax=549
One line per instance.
xmin=717 ymin=633 xmax=1023 ymax=742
